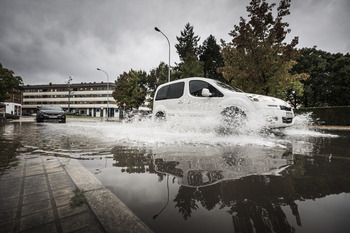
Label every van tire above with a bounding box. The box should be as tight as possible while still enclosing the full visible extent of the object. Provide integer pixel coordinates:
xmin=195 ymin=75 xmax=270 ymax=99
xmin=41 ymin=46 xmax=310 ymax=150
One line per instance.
xmin=155 ymin=111 xmax=166 ymax=121
xmin=220 ymin=106 xmax=247 ymax=133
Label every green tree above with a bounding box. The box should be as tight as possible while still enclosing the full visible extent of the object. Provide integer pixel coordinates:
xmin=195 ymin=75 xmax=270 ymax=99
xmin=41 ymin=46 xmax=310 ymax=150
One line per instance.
xmin=328 ymin=53 xmax=350 ymax=106
xmin=175 ymin=23 xmax=201 ymax=61
xmin=147 ymin=62 xmax=169 ymax=109
xmin=0 ymin=63 xmax=23 ymax=102
xmin=112 ymin=70 xmax=147 ymax=110
xmin=220 ymin=0 xmax=304 ymax=100
xmin=175 ymin=23 xmax=204 ymax=79
xmin=292 ymin=47 xmax=350 ymax=107
xmin=178 ymin=53 xmax=204 ymax=79
xmin=199 ymin=35 xmax=225 ymax=82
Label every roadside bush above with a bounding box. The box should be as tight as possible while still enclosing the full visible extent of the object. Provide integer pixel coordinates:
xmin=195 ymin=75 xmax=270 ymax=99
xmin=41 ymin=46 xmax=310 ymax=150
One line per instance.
xmin=295 ymin=106 xmax=350 ymax=126
xmin=5 ymin=114 xmax=20 ymax=120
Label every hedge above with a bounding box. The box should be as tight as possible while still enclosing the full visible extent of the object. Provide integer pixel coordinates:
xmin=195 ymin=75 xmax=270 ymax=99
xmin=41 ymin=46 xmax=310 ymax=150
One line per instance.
xmin=5 ymin=114 xmax=20 ymax=120
xmin=294 ymin=106 xmax=350 ymax=126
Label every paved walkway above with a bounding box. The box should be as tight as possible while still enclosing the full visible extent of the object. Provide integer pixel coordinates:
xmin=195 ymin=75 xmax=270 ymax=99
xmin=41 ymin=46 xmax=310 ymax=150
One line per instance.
xmin=0 ymin=154 xmax=152 ymax=233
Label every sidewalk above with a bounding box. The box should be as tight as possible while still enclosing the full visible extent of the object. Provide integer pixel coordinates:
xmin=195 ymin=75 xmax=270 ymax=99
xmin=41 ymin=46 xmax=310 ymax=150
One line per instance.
xmin=0 ymin=154 xmax=152 ymax=233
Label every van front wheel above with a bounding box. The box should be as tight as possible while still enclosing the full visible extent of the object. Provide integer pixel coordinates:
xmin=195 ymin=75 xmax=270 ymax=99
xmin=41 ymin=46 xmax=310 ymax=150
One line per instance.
xmin=220 ymin=106 xmax=247 ymax=132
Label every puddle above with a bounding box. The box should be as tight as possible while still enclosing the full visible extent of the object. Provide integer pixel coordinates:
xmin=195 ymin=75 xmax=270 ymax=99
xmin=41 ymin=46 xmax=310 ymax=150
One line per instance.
xmin=1 ymin=116 xmax=349 ymax=233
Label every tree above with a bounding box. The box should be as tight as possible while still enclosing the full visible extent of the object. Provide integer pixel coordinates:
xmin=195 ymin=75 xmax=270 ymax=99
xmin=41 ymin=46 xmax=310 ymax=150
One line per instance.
xmin=292 ymin=47 xmax=350 ymax=107
xmin=112 ymin=70 xmax=147 ymax=110
xmin=175 ymin=23 xmax=204 ymax=79
xmin=175 ymin=23 xmax=201 ymax=61
xmin=199 ymin=35 xmax=225 ymax=82
xmin=328 ymin=53 xmax=350 ymax=106
xmin=147 ymin=62 xmax=169 ymax=108
xmin=0 ymin=63 xmax=23 ymax=102
xmin=178 ymin=53 xmax=204 ymax=79
xmin=220 ymin=0 xmax=305 ymax=100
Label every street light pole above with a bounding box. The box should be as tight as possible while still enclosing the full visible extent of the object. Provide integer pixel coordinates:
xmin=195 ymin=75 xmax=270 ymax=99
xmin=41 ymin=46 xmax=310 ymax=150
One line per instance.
xmin=97 ymin=68 xmax=109 ymax=120
xmin=154 ymin=27 xmax=171 ymax=83
xmin=67 ymin=76 xmax=73 ymax=114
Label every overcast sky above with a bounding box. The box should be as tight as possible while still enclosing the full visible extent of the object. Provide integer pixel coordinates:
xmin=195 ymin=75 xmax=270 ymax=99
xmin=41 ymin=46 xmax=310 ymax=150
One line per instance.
xmin=1 ymin=0 xmax=349 ymax=85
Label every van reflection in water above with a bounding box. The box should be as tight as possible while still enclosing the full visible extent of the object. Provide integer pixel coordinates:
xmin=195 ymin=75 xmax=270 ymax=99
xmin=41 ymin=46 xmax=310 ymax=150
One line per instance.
xmin=110 ymin=145 xmax=300 ymax=232
xmin=152 ymin=146 xmax=292 ymax=188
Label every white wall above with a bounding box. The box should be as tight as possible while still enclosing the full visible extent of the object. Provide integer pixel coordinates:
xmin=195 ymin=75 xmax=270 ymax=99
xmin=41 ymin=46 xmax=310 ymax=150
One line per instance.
xmin=5 ymin=102 xmax=21 ymax=116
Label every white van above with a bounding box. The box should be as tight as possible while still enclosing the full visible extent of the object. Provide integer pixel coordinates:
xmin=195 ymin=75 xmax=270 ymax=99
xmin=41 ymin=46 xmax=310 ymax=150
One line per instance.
xmin=153 ymin=77 xmax=294 ymax=128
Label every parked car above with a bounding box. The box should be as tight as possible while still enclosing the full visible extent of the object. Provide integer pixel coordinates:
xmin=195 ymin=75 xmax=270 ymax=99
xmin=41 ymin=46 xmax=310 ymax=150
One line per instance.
xmin=36 ymin=105 xmax=66 ymax=123
xmin=126 ymin=110 xmax=151 ymax=122
xmin=152 ymin=77 xmax=294 ymax=129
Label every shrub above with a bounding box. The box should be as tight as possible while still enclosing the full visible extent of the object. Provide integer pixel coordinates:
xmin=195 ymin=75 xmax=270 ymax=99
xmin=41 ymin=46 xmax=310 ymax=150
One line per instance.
xmin=295 ymin=106 xmax=350 ymax=126
xmin=5 ymin=114 xmax=20 ymax=120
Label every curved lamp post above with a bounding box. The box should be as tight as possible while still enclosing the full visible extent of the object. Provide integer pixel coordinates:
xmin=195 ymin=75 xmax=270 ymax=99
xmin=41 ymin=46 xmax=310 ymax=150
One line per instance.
xmin=154 ymin=27 xmax=171 ymax=83
xmin=97 ymin=68 xmax=109 ymax=120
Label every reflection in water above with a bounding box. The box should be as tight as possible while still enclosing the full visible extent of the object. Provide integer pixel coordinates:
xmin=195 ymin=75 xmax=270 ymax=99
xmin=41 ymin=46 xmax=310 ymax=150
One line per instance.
xmin=152 ymin=146 xmax=292 ymax=187
xmin=110 ymin=146 xmax=154 ymax=174
xmin=106 ymin=142 xmax=350 ymax=233
xmin=110 ymin=145 xmax=298 ymax=232
xmin=0 ymin=123 xmax=25 ymax=174
xmin=1 ymin=121 xmax=350 ymax=233
xmin=0 ymin=138 xmax=21 ymax=175
xmin=153 ymin=174 xmax=170 ymax=220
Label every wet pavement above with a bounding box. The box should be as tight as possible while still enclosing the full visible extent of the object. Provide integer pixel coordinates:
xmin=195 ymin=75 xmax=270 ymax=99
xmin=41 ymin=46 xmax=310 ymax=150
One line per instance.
xmin=0 ymin=122 xmax=153 ymax=233
xmin=0 ymin=155 xmax=152 ymax=233
xmin=1 ymin=117 xmax=350 ymax=233
xmin=0 ymin=155 xmax=105 ymax=233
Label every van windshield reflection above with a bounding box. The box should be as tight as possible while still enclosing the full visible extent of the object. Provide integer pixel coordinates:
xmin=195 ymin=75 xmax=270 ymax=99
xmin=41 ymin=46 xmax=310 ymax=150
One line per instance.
xmin=215 ymin=80 xmax=244 ymax=92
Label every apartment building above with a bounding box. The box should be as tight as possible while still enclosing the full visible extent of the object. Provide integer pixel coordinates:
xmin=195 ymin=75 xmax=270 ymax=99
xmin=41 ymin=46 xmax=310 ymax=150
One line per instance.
xmin=22 ymin=82 xmax=118 ymax=117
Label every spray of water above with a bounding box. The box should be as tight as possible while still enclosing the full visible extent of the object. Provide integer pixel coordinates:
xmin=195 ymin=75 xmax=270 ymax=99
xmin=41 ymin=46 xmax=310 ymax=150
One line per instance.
xmin=40 ymin=112 xmax=337 ymax=151
xmin=282 ymin=113 xmax=338 ymax=138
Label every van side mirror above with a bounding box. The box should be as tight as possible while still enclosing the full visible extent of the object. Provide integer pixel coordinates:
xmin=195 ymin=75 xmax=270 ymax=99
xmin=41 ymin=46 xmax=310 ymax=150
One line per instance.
xmin=201 ymin=88 xmax=212 ymax=97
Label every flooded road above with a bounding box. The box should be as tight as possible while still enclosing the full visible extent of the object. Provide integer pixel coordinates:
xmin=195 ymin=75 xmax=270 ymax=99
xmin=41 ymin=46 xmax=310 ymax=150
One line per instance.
xmin=1 ymin=117 xmax=350 ymax=233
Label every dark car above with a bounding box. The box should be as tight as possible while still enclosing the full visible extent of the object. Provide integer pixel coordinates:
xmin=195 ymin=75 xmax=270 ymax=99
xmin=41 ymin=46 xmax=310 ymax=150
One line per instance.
xmin=36 ymin=105 xmax=66 ymax=123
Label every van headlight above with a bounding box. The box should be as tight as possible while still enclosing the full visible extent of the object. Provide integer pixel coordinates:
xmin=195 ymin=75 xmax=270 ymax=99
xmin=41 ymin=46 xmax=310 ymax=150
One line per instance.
xmin=280 ymin=105 xmax=292 ymax=111
xmin=247 ymin=94 xmax=275 ymax=102
xmin=266 ymin=116 xmax=278 ymax=123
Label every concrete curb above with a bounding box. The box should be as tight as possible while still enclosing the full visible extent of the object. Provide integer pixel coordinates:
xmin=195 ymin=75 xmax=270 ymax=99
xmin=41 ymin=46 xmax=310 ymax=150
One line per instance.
xmin=62 ymin=158 xmax=153 ymax=233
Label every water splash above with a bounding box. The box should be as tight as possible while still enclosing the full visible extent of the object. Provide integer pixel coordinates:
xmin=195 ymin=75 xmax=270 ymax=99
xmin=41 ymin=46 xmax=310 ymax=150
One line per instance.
xmin=38 ymin=113 xmax=337 ymax=150
xmin=282 ymin=113 xmax=338 ymax=138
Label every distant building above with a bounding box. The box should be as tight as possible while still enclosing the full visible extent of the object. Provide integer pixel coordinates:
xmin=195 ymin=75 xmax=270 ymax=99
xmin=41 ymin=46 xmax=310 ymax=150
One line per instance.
xmin=21 ymin=82 xmax=118 ymax=117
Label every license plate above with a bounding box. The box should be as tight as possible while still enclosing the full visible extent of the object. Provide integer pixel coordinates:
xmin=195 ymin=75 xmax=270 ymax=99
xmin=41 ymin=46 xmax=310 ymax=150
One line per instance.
xmin=48 ymin=116 xmax=58 ymax=118
xmin=286 ymin=112 xmax=293 ymax=118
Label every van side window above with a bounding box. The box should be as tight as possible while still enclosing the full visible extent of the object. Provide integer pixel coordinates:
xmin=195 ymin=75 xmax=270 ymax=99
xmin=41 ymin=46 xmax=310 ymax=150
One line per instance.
xmin=155 ymin=82 xmax=185 ymax=100
xmin=189 ymin=80 xmax=223 ymax=97
xmin=167 ymin=82 xmax=184 ymax=99
xmin=155 ymin=86 xmax=169 ymax=100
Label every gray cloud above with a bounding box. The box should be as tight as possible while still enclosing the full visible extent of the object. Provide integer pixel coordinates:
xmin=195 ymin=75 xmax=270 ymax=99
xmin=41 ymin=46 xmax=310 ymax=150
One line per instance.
xmin=0 ymin=0 xmax=349 ymax=85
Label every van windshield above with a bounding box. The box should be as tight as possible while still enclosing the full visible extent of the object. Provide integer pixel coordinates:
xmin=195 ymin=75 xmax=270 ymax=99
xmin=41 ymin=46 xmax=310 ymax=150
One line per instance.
xmin=215 ymin=81 xmax=244 ymax=93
